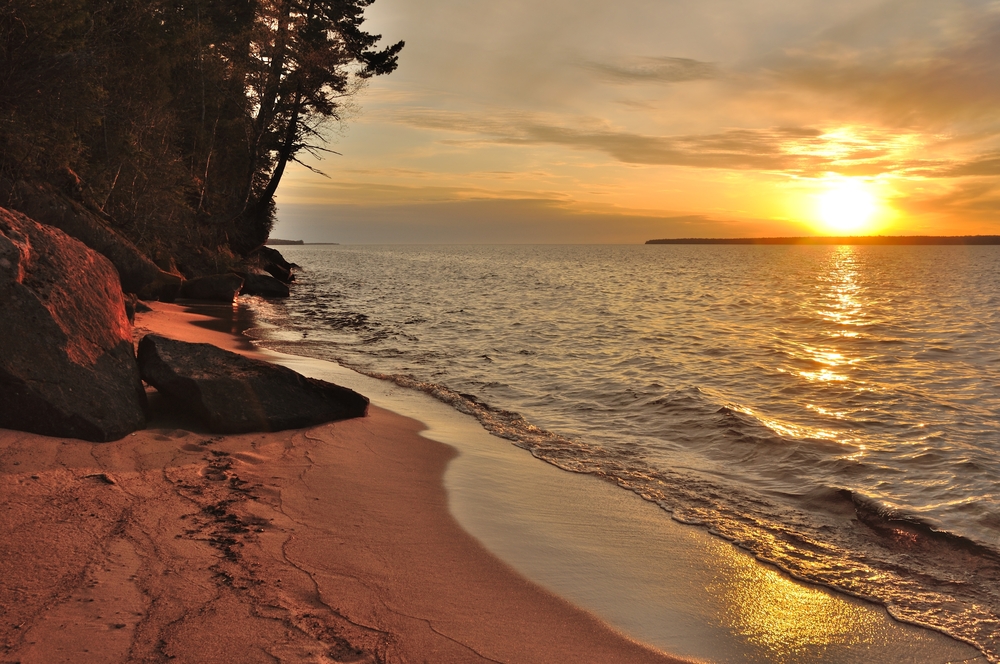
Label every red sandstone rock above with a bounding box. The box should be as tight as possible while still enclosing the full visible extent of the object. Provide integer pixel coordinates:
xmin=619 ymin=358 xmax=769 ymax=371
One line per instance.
xmin=0 ymin=207 xmax=146 ymax=441
xmin=179 ymin=273 xmax=245 ymax=301
xmin=137 ymin=334 xmax=368 ymax=433
xmin=234 ymin=271 xmax=290 ymax=298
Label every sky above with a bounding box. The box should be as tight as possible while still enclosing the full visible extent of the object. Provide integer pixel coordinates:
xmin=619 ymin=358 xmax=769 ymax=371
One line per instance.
xmin=272 ymin=0 xmax=1000 ymax=243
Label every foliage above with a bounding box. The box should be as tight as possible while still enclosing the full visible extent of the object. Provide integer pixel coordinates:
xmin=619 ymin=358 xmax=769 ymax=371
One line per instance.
xmin=0 ymin=0 xmax=402 ymax=264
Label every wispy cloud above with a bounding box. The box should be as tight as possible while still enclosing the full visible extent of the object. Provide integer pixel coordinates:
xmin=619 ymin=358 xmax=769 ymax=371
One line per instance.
xmin=770 ymin=4 xmax=1000 ymax=127
xmin=582 ymin=56 xmax=720 ymax=84
xmin=894 ymin=180 xmax=1000 ymax=226
xmin=394 ymin=109 xmax=984 ymax=177
xmin=279 ymin=177 xmax=575 ymax=206
xmin=941 ymin=152 xmax=1000 ymax=178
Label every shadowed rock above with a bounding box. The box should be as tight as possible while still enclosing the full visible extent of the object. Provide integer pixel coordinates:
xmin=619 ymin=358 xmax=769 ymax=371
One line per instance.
xmin=9 ymin=181 xmax=182 ymax=300
xmin=252 ymin=246 xmax=296 ymax=283
xmin=124 ymin=293 xmax=138 ymax=324
xmin=179 ymin=273 xmax=244 ymax=301
xmin=123 ymin=294 xmax=153 ymax=324
xmin=0 ymin=207 xmax=147 ymax=441
xmin=137 ymin=334 xmax=368 ymax=433
xmin=235 ymin=271 xmax=290 ymax=298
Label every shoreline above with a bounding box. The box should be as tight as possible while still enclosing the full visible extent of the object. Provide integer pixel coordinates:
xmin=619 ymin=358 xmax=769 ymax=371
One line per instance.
xmin=183 ymin=300 xmax=985 ymax=663
xmin=0 ymin=302 xmax=682 ymax=664
xmin=645 ymin=235 xmax=1000 ymax=245
xmin=0 ymin=300 xmax=986 ymax=663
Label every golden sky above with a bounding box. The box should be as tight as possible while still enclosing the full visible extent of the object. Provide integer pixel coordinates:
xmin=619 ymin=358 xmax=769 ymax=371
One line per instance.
xmin=273 ymin=0 xmax=1000 ymax=243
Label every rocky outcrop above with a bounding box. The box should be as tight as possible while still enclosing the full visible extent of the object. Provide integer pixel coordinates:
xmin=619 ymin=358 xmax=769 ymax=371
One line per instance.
xmin=179 ymin=273 xmax=244 ymax=301
xmin=137 ymin=334 xmax=368 ymax=433
xmin=251 ymin=246 xmax=296 ymax=283
xmin=9 ymin=182 xmax=182 ymax=300
xmin=0 ymin=208 xmax=147 ymax=441
xmin=235 ymin=271 xmax=290 ymax=298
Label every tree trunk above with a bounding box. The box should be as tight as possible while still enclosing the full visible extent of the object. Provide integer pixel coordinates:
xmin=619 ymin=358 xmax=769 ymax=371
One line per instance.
xmin=230 ymin=86 xmax=302 ymax=255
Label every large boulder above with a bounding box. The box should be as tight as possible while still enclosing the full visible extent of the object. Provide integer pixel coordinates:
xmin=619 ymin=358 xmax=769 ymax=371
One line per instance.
xmin=137 ymin=334 xmax=368 ymax=433
xmin=0 ymin=208 xmax=147 ymax=442
xmin=251 ymin=245 xmax=296 ymax=283
xmin=9 ymin=181 xmax=182 ymax=300
xmin=235 ymin=271 xmax=289 ymax=298
xmin=179 ymin=273 xmax=244 ymax=301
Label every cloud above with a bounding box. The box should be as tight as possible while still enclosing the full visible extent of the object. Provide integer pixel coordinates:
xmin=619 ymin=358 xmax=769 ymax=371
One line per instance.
xmin=502 ymin=125 xmax=807 ymax=170
xmin=936 ymin=152 xmax=1000 ymax=178
xmin=582 ymin=57 xmax=720 ymax=84
xmin=770 ymin=3 xmax=1000 ymax=128
xmin=896 ymin=180 xmax=1000 ymax=223
xmin=395 ymin=109 xmax=986 ymax=177
xmin=277 ymin=178 xmax=567 ymax=206
xmin=397 ymin=109 xmax=815 ymax=170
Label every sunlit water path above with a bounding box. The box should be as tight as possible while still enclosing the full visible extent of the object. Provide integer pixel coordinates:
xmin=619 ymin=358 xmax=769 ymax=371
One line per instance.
xmin=246 ymin=244 xmax=1000 ymax=659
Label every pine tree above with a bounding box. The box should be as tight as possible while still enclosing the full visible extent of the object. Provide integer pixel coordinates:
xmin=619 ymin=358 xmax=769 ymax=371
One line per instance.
xmin=0 ymin=0 xmax=402 ymax=267
xmin=227 ymin=0 xmax=404 ymax=253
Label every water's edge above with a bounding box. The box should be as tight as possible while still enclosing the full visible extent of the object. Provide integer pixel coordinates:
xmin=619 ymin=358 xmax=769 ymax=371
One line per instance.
xmin=183 ymin=299 xmax=981 ymax=663
xmin=243 ymin=243 xmax=1000 ymax=660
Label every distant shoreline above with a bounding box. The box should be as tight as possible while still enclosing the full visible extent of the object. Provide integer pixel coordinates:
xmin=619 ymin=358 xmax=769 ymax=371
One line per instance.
xmin=265 ymin=239 xmax=339 ymax=245
xmin=646 ymin=236 xmax=1000 ymax=245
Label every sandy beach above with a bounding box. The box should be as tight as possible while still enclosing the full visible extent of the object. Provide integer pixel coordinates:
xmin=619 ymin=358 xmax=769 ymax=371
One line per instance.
xmin=0 ymin=302 xmax=682 ymax=664
xmin=5 ymin=1 xmax=1000 ymax=659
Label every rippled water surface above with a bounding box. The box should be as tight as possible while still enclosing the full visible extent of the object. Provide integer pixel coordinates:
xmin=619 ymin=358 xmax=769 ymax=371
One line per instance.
xmin=246 ymin=244 xmax=1000 ymax=659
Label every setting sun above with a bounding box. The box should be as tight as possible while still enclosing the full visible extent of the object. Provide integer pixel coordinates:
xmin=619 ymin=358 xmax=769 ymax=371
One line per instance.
xmin=816 ymin=179 xmax=878 ymax=234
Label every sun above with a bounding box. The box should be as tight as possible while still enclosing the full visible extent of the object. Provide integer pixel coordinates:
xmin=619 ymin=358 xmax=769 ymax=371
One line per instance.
xmin=815 ymin=179 xmax=878 ymax=234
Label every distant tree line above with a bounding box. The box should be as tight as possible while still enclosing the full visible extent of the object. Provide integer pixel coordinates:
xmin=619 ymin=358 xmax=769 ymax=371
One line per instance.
xmin=0 ymin=0 xmax=401 ymax=263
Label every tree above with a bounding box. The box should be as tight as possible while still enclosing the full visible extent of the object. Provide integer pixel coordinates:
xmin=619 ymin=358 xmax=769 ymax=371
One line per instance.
xmin=0 ymin=0 xmax=402 ymax=269
xmin=228 ymin=0 xmax=403 ymax=253
xmin=0 ymin=0 xmax=98 ymax=187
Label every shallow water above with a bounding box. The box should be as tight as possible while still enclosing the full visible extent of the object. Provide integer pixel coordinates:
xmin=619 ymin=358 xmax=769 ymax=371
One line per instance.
xmin=245 ymin=244 xmax=1000 ymax=659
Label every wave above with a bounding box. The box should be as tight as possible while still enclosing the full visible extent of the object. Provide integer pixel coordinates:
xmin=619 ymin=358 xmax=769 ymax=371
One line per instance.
xmin=241 ymin=243 xmax=1000 ymax=662
xmin=253 ymin=338 xmax=1000 ymax=660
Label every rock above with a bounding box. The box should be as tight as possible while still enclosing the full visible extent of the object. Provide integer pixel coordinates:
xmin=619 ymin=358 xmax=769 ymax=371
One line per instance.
xmin=179 ymin=273 xmax=244 ymax=301
xmin=258 ymin=245 xmax=298 ymax=270
xmin=9 ymin=181 xmax=182 ymax=300
xmin=251 ymin=245 xmax=296 ymax=283
xmin=137 ymin=335 xmax=368 ymax=433
xmin=235 ymin=271 xmax=290 ymax=298
xmin=153 ymin=255 xmax=178 ymax=273
xmin=260 ymin=260 xmax=293 ymax=283
xmin=0 ymin=207 xmax=147 ymax=441
xmin=123 ymin=294 xmax=152 ymax=324
xmin=124 ymin=293 xmax=138 ymax=324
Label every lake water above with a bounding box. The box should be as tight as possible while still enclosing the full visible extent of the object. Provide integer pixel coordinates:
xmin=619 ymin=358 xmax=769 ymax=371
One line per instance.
xmin=244 ymin=244 xmax=1000 ymax=660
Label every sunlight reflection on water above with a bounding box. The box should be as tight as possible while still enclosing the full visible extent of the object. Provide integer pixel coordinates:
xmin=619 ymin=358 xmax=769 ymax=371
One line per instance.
xmin=246 ymin=243 xmax=1000 ymax=659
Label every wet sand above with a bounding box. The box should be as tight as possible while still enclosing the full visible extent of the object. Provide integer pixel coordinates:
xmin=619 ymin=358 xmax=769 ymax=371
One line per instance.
xmin=265 ymin=339 xmax=986 ymax=664
xmin=0 ymin=302 xmax=682 ymax=664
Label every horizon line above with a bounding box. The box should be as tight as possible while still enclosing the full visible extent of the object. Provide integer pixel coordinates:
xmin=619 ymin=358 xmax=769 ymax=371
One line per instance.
xmin=646 ymin=235 xmax=1000 ymax=245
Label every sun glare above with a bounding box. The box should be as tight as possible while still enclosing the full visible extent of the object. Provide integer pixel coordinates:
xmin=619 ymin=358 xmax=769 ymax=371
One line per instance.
xmin=816 ymin=179 xmax=878 ymax=234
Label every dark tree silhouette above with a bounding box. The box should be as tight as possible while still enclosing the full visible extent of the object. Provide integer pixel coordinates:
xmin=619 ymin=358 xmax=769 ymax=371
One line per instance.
xmin=230 ymin=0 xmax=403 ymax=252
xmin=0 ymin=0 xmax=402 ymax=269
